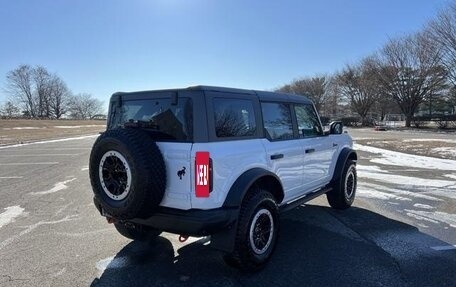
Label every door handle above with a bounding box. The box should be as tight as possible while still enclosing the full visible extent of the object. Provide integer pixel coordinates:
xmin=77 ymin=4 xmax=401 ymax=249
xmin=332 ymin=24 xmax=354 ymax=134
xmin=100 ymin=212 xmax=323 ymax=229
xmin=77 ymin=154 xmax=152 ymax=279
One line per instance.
xmin=270 ymin=154 xmax=284 ymax=160
xmin=305 ymin=148 xmax=315 ymax=154
xmin=333 ymin=143 xmax=338 ymax=147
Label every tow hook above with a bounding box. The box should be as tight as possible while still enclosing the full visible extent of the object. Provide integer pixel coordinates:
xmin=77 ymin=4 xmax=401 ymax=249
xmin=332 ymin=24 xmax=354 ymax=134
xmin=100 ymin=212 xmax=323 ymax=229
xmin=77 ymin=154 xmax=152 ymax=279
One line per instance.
xmin=179 ymin=235 xmax=189 ymax=243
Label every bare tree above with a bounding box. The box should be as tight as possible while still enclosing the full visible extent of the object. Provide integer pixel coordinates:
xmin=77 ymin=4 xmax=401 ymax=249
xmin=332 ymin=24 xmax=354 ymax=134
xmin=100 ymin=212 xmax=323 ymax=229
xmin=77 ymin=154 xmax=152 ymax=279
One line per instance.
xmin=428 ymin=3 xmax=456 ymax=85
xmin=375 ymin=33 xmax=448 ymax=127
xmin=69 ymin=93 xmax=104 ymax=119
xmin=5 ymin=65 xmax=73 ymax=119
xmin=320 ymin=77 xmax=342 ymax=118
xmin=276 ymin=76 xmax=330 ymax=113
xmin=6 ymin=65 xmax=36 ymax=118
xmin=336 ymin=58 xmax=379 ymax=125
xmin=48 ymin=76 xmax=70 ymax=119
xmin=33 ymin=66 xmax=52 ymax=118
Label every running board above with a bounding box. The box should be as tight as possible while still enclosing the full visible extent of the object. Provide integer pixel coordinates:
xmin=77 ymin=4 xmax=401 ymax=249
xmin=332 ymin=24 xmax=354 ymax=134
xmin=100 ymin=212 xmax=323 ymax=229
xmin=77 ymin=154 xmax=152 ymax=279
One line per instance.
xmin=279 ymin=187 xmax=332 ymax=213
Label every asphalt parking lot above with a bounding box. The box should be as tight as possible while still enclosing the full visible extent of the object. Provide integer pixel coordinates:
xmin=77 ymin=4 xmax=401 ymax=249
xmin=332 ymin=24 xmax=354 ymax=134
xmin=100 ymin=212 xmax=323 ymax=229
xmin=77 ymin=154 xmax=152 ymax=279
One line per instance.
xmin=0 ymin=130 xmax=455 ymax=287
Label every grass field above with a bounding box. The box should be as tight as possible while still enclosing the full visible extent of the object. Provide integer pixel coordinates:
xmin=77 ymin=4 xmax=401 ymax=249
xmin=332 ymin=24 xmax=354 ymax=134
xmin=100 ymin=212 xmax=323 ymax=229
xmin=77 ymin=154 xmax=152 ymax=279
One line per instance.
xmin=0 ymin=119 xmax=106 ymax=146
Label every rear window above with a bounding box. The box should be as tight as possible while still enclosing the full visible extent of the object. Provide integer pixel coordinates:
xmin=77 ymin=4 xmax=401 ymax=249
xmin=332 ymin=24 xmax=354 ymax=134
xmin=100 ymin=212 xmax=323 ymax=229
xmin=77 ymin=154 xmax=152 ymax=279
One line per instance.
xmin=112 ymin=98 xmax=193 ymax=142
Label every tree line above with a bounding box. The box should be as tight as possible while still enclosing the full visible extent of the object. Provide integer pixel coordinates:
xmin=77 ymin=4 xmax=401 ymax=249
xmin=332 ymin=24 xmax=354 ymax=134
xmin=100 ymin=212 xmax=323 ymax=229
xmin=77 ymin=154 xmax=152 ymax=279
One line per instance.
xmin=1 ymin=65 xmax=104 ymax=120
xmin=277 ymin=2 xmax=456 ymax=128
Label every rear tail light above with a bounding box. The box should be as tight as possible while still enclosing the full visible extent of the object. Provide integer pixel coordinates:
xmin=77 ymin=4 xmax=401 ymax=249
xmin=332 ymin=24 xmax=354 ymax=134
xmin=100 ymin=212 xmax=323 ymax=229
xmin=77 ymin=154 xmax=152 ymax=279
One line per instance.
xmin=195 ymin=151 xmax=213 ymax=197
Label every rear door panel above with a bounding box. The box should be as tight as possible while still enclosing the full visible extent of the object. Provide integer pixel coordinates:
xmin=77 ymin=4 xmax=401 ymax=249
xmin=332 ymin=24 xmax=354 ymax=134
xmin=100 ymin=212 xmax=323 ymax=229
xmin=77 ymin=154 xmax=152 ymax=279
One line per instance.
xmin=157 ymin=142 xmax=193 ymax=209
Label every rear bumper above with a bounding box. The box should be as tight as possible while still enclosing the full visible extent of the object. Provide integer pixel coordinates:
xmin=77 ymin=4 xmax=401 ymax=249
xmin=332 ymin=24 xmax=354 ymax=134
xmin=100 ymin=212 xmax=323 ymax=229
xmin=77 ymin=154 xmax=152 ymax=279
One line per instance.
xmin=93 ymin=197 xmax=238 ymax=237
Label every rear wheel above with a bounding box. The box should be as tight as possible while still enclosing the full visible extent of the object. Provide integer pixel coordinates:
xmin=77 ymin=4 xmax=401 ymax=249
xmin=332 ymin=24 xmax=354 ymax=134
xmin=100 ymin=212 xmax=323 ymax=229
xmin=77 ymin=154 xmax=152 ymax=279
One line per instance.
xmin=114 ymin=222 xmax=161 ymax=241
xmin=327 ymin=160 xmax=357 ymax=210
xmin=224 ymin=189 xmax=279 ymax=272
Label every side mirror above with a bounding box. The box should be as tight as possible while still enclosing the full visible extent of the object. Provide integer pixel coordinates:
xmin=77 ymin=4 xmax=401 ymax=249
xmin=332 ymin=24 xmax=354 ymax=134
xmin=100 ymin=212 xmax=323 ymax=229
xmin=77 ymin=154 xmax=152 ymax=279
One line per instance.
xmin=329 ymin=121 xmax=343 ymax=135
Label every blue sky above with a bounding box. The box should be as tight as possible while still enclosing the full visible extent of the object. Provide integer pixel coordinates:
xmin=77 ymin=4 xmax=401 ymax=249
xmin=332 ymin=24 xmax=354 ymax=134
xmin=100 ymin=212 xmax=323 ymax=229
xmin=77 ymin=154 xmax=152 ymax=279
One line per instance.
xmin=0 ymin=0 xmax=448 ymax=108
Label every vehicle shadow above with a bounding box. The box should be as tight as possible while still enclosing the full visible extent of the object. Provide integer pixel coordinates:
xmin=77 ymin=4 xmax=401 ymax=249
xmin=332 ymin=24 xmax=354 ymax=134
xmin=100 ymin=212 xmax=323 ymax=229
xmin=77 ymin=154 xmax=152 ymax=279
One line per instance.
xmin=90 ymin=205 xmax=454 ymax=287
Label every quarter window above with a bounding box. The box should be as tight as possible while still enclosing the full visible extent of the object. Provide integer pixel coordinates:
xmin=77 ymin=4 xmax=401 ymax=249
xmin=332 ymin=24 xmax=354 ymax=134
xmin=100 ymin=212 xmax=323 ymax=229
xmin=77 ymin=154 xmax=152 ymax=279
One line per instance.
xmin=261 ymin=102 xmax=293 ymax=140
xmin=213 ymin=98 xmax=256 ymax=138
xmin=294 ymin=104 xmax=323 ymax=137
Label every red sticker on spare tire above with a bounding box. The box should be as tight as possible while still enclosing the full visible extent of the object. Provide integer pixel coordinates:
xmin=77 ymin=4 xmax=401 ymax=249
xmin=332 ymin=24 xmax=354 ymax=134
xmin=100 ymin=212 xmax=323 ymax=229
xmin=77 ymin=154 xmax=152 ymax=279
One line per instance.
xmin=195 ymin=151 xmax=210 ymax=198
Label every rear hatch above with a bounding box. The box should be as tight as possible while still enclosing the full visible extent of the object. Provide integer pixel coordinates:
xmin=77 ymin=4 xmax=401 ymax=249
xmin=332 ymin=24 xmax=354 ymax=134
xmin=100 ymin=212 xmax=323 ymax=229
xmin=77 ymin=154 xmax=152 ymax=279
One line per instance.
xmin=109 ymin=91 xmax=193 ymax=209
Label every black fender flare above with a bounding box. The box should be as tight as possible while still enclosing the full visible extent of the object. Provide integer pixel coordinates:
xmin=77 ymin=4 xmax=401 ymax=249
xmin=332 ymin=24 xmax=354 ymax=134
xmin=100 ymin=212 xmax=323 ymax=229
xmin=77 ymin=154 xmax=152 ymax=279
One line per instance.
xmin=222 ymin=168 xmax=284 ymax=208
xmin=331 ymin=148 xmax=357 ymax=184
xmin=212 ymin=168 xmax=283 ymax=252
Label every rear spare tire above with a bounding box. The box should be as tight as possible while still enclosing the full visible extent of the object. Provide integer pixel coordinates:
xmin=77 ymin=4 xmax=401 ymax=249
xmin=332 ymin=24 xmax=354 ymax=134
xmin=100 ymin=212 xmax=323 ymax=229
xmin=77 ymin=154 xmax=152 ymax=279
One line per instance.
xmin=89 ymin=128 xmax=166 ymax=219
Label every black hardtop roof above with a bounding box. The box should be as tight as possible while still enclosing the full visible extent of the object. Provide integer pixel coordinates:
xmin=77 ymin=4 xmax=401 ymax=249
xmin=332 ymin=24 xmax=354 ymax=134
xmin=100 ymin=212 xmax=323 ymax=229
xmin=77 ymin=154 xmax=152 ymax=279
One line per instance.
xmin=112 ymin=85 xmax=313 ymax=104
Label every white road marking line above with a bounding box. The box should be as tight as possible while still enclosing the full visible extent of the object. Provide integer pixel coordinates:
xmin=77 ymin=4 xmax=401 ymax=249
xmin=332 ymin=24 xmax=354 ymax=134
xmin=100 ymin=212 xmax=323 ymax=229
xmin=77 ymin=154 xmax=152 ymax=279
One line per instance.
xmin=0 ymin=206 xmax=25 ymax=228
xmin=0 ymin=162 xmax=59 ymax=165
xmin=0 ymin=176 xmax=23 ymax=179
xmin=430 ymin=245 xmax=456 ymax=251
xmin=0 ymin=215 xmax=78 ymax=250
xmin=30 ymin=178 xmax=77 ymax=195
xmin=3 ymin=148 xmax=91 ymax=151
xmin=0 ymin=135 xmax=98 ymax=150
xmin=0 ymin=154 xmax=79 ymax=157
xmin=51 ymin=267 xmax=66 ymax=278
xmin=55 ymin=228 xmax=112 ymax=237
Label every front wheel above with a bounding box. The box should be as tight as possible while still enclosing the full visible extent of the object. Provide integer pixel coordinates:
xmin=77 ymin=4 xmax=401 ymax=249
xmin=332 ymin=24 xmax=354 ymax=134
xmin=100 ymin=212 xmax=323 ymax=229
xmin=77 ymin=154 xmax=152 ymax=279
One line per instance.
xmin=327 ymin=160 xmax=357 ymax=210
xmin=224 ymin=189 xmax=279 ymax=272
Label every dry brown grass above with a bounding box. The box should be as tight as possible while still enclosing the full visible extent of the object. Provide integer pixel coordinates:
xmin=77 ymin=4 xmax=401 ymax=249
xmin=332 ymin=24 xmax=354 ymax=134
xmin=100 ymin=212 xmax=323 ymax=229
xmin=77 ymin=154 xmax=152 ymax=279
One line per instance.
xmin=0 ymin=119 xmax=106 ymax=146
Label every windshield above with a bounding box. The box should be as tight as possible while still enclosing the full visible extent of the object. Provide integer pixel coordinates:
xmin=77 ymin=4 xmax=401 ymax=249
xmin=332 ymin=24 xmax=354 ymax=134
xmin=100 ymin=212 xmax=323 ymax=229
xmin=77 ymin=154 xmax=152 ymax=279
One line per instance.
xmin=112 ymin=97 xmax=193 ymax=142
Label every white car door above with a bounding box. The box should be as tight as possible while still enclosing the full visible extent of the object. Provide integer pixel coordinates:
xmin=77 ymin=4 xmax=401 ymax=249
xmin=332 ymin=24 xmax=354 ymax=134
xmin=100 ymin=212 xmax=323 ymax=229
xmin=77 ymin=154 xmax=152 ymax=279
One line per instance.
xmin=260 ymin=102 xmax=304 ymax=202
xmin=294 ymin=104 xmax=336 ymax=191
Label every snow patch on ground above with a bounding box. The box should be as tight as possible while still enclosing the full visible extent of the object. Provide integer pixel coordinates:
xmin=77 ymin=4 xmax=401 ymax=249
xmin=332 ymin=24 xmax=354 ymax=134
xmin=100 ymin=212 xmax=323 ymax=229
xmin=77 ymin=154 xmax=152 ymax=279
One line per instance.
xmin=444 ymin=174 xmax=456 ymax=180
xmin=358 ymin=169 xmax=456 ymax=190
xmin=419 ymin=188 xmax=456 ymax=200
xmin=81 ymin=166 xmax=89 ymax=171
xmin=7 ymin=127 xmax=46 ymax=130
xmin=0 ymin=206 xmax=25 ymax=228
xmin=357 ymin=165 xmax=389 ymax=173
xmin=358 ymin=182 xmax=442 ymax=201
xmin=431 ymin=147 xmax=456 ymax=158
xmin=354 ymin=143 xmax=456 ymax=171
xmin=403 ymin=139 xmax=456 ymax=144
xmin=413 ymin=203 xmax=435 ymax=209
xmin=405 ymin=209 xmax=456 ymax=228
xmin=96 ymin=256 xmax=129 ymax=277
xmin=353 ymin=137 xmax=376 ymax=141
xmin=54 ymin=125 xmax=105 ymax=129
xmin=357 ymin=184 xmax=411 ymax=201
xmin=31 ymin=178 xmax=77 ymax=195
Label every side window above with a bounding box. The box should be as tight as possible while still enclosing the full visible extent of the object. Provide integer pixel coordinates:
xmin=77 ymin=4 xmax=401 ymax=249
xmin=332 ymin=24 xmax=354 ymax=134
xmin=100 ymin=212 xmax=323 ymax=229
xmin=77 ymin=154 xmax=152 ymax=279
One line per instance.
xmin=261 ymin=102 xmax=293 ymax=140
xmin=294 ymin=104 xmax=323 ymax=137
xmin=213 ymin=98 xmax=256 ymax=138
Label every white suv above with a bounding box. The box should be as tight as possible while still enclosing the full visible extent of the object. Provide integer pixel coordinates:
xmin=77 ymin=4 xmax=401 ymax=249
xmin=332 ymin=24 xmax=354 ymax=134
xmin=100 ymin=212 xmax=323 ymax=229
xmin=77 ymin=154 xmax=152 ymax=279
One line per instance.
xmin=89 ymin=86 xmax=357 ymax=272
